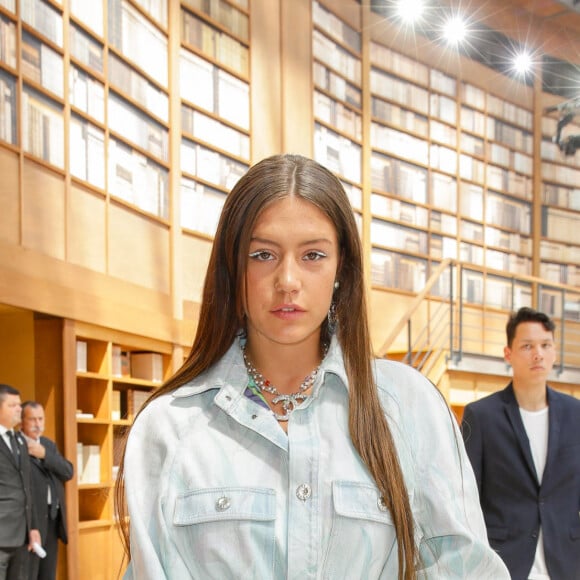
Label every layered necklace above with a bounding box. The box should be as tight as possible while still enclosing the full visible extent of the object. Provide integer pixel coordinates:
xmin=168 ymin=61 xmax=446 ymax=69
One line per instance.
xmin=242 ymin=344 xmax=327 ymax=421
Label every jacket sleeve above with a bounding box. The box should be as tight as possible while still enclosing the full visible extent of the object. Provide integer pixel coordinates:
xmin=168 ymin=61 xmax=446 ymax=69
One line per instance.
xmin=460 ymin=403 xmax=483 ymax=494
xmin=20 ymin=440 xmax=38 ymax=531
xmin=42 ymin=438 xmax=74 ymax=482
xmin=378 ymin=364 xmax=508 ymax=579
xmin=123 ymin=397 xmax=190 ymax=580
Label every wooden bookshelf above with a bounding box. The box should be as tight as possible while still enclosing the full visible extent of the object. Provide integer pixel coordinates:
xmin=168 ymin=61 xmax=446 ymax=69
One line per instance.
xmin=312 ymin=0 xmax=363 ymax=215
xmin=364 ymin=24 xmax=538 ymax=306
xmin=540 ymin=98 xmax=580 ymax=320
xmin=63 ymin=320 xmax=173 ymax=580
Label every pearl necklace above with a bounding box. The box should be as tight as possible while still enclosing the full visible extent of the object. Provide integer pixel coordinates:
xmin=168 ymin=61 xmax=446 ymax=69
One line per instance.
xmin=242 ymin=345 xmax=327 ymax=421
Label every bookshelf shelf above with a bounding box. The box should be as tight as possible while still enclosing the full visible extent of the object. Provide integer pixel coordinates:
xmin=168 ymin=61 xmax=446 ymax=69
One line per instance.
xmin=78 ymin=519 xmax=113 ymax=530
xmin=362 ymin=20 xmax=537 ymax=305
xmin=77 ymin=482 xmax=110 ymax=491
xmin=65 ymin=322 xmax=173 ymax=578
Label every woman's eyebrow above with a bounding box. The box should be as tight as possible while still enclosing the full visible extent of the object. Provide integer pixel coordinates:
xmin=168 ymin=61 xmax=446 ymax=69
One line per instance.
xmin=250 ymin=236 xmax=333 ymax=246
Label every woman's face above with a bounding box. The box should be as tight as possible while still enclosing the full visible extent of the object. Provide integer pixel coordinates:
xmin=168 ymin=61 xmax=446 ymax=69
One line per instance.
xmin=244 ymin=195 xmax=339 ymax=350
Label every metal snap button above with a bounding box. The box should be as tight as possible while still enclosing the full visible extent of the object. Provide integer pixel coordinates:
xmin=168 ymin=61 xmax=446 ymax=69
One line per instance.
xmin=215 ymin=496 xmax=231 ymax=511
xmin=296 ymin=483 xmax=312 ymax=501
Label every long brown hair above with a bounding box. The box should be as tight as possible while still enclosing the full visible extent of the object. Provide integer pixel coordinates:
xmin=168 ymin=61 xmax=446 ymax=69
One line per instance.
xmin=115 ymin=154 xmax=417 ymax=579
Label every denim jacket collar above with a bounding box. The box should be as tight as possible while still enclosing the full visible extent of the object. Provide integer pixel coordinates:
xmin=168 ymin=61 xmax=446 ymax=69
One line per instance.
xmin=172 ymin=334 xmax=348 ymax=400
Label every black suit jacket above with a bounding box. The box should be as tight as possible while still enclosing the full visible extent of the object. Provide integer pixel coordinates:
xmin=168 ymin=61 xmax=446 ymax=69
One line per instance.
xmin=0 ymin=430 xmax=36 ymax=549
xmin=27 ymin=435 xmax=73 ymax=544
xmin=461 ymin=384 xmax=580 ymax=580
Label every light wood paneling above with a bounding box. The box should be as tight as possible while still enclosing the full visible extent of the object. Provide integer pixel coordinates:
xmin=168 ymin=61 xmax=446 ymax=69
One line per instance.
xmin=78 ymin=527 xmax=114 ymax=580
xmin=0 ymin=309 xmax=35 ymax=399
xmin=21 ymin=160 xmax=66 ymax=260
xmin=33 ymin=317 xmax=64 ymax=442
xmin=108 ymin=203 xmax=170 ymax=294
xmin=0 ymin=239 xmax=176 ymax=343
xmin=181 ymin=232 xmax=213 ymax=304
xmin=281 ymin=0 xmax=314 ymax=155
xmin=250 ymin=0 xmax=282 ymax=160
xmin=0 ymin=148 xmax=20 ymax=245
xmin=68 ymin=185 xmax=106 ymax=272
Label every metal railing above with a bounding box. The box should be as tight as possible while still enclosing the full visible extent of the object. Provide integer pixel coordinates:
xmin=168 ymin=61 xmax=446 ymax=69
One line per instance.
xmin=377 ymin=260 xmax=580 ymax=385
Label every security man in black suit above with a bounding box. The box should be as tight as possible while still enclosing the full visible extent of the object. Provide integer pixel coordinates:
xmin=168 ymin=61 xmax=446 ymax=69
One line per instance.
xmin=0 ymin=384 xmax=40 ymax=580
xmin=20 ymin=402 xmax=73 ymax=580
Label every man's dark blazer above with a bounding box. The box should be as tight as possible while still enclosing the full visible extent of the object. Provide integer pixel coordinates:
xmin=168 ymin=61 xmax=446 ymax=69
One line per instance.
xmin=0 ymin=430 xmax=35 ymax=549
xmin=461 ymin=383 xmax=580 ymax=580
xmin=27 ymin=435 xmax=73 ymax=545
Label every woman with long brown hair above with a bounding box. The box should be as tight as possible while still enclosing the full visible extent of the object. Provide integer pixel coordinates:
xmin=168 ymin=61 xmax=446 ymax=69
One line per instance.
xmin=116 ymin=154 xmax=508 ymax=579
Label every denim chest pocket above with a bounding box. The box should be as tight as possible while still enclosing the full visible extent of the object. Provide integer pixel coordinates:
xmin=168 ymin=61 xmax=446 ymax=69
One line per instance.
xmin=172 ymin=487 xmax=277 ymax=579
xmin=322 ymin=481 xmax=397 ymax=579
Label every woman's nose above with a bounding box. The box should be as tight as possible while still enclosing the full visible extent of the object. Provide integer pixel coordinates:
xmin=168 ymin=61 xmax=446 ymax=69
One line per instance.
xmin=275 ymin=259 xmax=300 ymax=294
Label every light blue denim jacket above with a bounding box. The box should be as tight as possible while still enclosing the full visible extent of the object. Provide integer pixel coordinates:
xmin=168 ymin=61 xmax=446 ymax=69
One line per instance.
xmin=123 ymin=337 xmax=509 ymax=579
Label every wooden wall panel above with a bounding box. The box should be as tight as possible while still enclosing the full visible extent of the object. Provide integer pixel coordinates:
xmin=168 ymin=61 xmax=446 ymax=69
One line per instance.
xmin=21 ymin=160 xmax=66 ymax=260
xmin=181 ymin=232 xmax=213 ymax=303
xmin=77 ymin=528 xmax=113 ymax=580
xmin=107 ymin=203 xmax=170 ymax=293
xmin=33 ymin=317 xmax=64 ymax=444
xmin=280 ymin=0 xmax=314 ymax=155
xmin=0 ymin=239 xmax=176 ymax=342
xmin=0 ymin=148 xmax=19 ymax=245
xmin=0 ymin=309 xmax=35 ymax=400
xmin=250 ymin=0 xmax=282 ymax=161
xmin=68 ymin=185 xmax=106 ymax=273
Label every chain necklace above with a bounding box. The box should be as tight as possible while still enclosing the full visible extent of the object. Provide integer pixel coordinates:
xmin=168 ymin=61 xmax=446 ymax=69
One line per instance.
xmin=242 ymin=344 xmax=327 ymax=421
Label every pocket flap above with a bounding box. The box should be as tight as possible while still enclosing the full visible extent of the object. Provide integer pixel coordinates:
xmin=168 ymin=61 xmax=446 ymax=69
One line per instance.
xmin=173 ymin=487 xmax=276 ymax=525
xmin=332 ymin=481 xmax=394 ymax=525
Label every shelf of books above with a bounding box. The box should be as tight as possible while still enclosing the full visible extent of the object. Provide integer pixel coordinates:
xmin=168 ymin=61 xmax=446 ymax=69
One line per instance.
xmin=312 ymin=0 xmax=363 ymax=227
xmin=365 ymin=22 xmax=535 ymax=310
xmin=179 ymin=0 xmax=250 ymax=239
xmin=540 ymin=105 xmax=580 ymax=321
xmin=0 ymin=0 xmax=173 ymax=219
xmin=369 ymin=40 xmax=463 ymax=294
xmin=64 ymin=320 xmax=173 ymax=579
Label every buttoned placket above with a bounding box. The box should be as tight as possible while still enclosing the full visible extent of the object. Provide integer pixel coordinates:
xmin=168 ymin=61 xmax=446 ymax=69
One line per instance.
xmin=210 ymin=356 xmax=336 ymax=578
xmin=287 ymin=404 xmax=319 ymax=580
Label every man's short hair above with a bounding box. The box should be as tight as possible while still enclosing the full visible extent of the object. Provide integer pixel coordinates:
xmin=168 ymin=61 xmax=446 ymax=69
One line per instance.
xmin=0 ymin=383 xmax=20 ymax=404
xmin=21 ymin=401 xmax=42 ymax=415
xmin=506 ymin=307 xmax=555 ymax=347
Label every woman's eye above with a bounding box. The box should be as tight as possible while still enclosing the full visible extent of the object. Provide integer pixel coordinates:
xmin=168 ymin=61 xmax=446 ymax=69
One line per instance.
xmin=304 ymin=251 xmax=326 ymax=261
xmin=249 ymin=250 xmax=273 ymax=261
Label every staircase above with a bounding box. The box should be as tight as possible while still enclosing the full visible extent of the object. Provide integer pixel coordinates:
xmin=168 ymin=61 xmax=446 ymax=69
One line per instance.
xmin=378 ymin=260 xmax=580 ymax=404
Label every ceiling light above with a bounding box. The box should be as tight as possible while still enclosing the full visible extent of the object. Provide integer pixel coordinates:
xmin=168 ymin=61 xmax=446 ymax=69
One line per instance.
xmin=443 ymin=16 xmax=467 ymax=45
xmin=395 ymin=0 xmax=426 ymax=25
xmin=512 ymin=51 xmax=533 ymax=75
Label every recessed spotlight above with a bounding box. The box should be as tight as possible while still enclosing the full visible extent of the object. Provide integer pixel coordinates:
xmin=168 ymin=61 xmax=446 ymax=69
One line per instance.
xmin=513 ymin=52 xmax=533 ymax=75
xmin=443 ymin=16 xmax=467 ymax=45
xmin=395 ymin=0 xmax=426 ymax=25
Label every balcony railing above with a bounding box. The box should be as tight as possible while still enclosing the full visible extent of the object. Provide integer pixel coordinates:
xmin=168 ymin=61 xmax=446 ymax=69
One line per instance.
xmin=377 ymin=259 xmax=580 ymax=385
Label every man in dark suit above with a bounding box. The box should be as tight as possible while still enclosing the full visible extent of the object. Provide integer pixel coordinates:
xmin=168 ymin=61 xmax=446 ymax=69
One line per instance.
xmin=0 ymin=384 xmax=41 ymax=580
xmin=20 ymin=402 xmax=73 ymax=580
xmin=461 ymin=307 xmax=580 ymax=580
